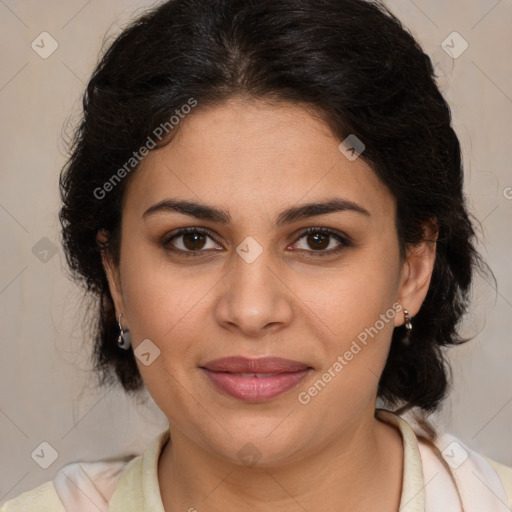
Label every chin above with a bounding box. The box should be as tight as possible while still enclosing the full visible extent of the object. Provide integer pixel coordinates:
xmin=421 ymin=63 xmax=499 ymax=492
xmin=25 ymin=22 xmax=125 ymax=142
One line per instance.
xmin=202 ymin=417 xmax=311 ymax=468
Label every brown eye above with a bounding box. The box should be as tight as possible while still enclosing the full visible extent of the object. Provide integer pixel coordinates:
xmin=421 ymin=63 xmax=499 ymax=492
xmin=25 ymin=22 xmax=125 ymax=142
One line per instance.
xmin=182 ymin=231 xmax=207 ymax=250
xmin=163 ymin=227 xmax=221 ymax=256
xmin=305 ymin=232 xmax=330 ymax=250
xmin=292 ymin=228 xmax=352 ymax=257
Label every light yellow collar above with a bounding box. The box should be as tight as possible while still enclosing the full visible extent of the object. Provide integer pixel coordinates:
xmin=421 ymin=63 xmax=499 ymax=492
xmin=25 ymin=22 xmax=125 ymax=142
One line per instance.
xmin=375 ymin=408 xmax=425 ymax=512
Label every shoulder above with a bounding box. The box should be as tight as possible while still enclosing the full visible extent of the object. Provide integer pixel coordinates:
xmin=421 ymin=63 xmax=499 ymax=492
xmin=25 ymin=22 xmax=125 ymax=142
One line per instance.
xmin=0 ymin=457 xmax=133 ymax=512
xmin=0 ymin=480 xmax=65 ymax=512
xmin=378 ymin=409 xmax=512 ymax=511
xmin=418 ymin=430 xmax=512 ymax=510
xmin=484 ymin=455 xmax=512 ymax=504
xmin=1 ymin=428 xmax=169 ymax=512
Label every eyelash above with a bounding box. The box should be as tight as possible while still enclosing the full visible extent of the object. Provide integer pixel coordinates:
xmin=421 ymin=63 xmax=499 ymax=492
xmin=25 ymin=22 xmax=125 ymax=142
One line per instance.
xmin=161 ymin=227 xmax=352 ymax=258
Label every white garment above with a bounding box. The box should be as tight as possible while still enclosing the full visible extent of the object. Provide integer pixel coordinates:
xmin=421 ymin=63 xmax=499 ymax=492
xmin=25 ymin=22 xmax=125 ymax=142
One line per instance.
xmin=379 ymin=410 xmax=512 ymax=511
xmin=1 ymin=409 xmax=511 ymax=511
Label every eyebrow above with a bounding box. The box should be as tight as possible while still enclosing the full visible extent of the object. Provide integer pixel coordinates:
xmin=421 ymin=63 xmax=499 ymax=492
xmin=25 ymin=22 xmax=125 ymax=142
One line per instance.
xmin=142 ymin=197 xmax=370 ymax=226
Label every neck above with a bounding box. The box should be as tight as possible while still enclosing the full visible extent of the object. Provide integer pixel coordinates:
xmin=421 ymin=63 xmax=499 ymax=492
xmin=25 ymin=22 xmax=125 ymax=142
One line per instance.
xmin=158 ymin=411 xmax=403 ymax=512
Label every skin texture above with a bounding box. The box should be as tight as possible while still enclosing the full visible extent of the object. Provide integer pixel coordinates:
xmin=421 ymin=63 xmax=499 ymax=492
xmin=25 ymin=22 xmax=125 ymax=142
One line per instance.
xmin=101 ymin=97 xmax=437 ymax=511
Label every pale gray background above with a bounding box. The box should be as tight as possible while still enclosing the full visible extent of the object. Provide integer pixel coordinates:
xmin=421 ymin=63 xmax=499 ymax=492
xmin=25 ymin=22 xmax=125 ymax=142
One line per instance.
xmin=0 ymin=0 xmax=511 ymax=502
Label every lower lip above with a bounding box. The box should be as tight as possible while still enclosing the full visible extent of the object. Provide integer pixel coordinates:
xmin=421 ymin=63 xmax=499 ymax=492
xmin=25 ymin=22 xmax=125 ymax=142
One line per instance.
xmin=201 ymin=369 xmax=311 ymax=402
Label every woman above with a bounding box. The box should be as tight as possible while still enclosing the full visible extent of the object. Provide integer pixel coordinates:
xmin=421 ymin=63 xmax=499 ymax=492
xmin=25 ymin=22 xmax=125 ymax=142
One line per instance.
xmin=1 ymin=0 xmax=511 ymax=510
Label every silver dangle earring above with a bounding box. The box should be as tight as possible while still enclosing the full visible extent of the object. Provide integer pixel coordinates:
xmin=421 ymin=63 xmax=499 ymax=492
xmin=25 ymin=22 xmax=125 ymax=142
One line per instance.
xmin=403 ymin=310 xmax=413 ymax=331
xmin=117 ymin=314 xmax=131 ymax=350
xmin=402 ymin=309 xmax=413 ymax=345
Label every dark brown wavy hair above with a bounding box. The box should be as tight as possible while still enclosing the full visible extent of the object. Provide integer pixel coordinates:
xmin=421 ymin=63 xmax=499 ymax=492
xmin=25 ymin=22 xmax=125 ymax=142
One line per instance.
xmin=59 ymin=0 xmax=489 ymax=470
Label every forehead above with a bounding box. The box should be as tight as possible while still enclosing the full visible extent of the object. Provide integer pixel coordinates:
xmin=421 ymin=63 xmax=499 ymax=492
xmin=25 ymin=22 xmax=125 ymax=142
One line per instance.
xmin=123 ymin=97 xmax=396 ymax=223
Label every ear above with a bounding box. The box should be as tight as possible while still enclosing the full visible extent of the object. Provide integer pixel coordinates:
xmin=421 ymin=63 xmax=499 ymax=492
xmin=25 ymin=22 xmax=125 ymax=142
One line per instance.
xmin=394 ymin=220 xmax=438 ymax=327
xmin=97 ymin=229 xmax=126 ymax=319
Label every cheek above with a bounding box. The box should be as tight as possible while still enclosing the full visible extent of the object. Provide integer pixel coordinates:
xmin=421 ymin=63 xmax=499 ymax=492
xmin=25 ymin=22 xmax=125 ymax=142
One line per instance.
xmin=118 ymin=234 xmax=208 ymax=337
xmin=306 ymin=250 xmax=400 ymax=341
xmin=300 ymin=248 xmax=401 ymax=396
xmin=123 ymin=270 xmax=211 ymax=351
xmin=118 ymin=252 xmax=209 ymax=415
xmin=116 ymin=267 xmax=189 ymax=395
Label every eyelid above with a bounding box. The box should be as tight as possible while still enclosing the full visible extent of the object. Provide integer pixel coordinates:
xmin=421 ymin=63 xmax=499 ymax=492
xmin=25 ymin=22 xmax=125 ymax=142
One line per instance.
xmin=161 ymin=227 xmax=222 ymax=255
xmin=162 ymin=226 xmax=352 ymax=257
xmin=289 ymin=227 xmax=352 ymax=256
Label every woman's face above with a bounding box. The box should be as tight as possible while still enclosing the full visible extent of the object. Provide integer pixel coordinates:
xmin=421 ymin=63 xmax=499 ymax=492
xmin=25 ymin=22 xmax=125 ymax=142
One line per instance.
xmin=104 ymin=97 xmax=433 ymax=466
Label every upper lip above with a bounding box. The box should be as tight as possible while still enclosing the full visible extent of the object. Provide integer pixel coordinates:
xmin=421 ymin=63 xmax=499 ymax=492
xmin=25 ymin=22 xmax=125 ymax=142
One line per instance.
xmin=201 ymin=356 xmax=311 ymax=373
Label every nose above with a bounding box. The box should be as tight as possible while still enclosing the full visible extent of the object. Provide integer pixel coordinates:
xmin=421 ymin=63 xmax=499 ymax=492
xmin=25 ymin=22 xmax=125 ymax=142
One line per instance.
xmin=214 ymin=247 xmax=294 ymax=338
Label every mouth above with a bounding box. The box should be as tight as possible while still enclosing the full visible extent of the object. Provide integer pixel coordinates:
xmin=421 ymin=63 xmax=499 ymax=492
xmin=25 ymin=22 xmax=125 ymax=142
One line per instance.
xmin=200 ymin=356 xmax=313 ymax=402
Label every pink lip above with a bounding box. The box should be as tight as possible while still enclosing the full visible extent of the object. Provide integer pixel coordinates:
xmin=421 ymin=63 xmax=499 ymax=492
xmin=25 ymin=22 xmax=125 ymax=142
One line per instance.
xmin=200 ymin=357 xmax=312 ymax=402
